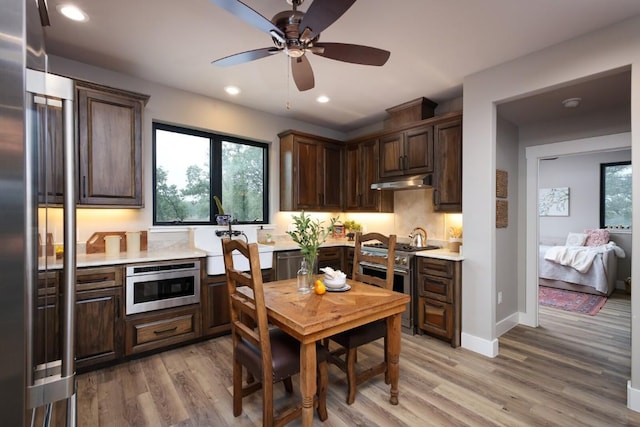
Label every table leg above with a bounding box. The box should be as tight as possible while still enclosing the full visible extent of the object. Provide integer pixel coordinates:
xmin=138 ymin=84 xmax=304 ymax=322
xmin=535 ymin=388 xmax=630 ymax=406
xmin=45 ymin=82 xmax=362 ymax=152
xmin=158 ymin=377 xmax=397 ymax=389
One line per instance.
xmin=300 ymin=341 xmax=316 ymax=427
xmin=386 ymin=313 xmax=401 ymax=405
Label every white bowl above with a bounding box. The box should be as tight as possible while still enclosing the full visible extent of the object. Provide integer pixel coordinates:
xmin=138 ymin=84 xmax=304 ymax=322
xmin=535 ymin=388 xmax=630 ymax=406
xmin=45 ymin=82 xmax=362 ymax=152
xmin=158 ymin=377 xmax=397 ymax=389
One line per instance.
xmin=324 ymin=275 xmax=346 ymax=289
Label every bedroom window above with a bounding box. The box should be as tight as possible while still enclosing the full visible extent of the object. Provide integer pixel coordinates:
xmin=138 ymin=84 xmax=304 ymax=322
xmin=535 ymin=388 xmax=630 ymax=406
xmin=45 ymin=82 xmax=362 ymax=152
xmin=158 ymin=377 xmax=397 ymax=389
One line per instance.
xmin=600 ymin=161 xmax=631 ymax=230
xmin=152 ymin=122 xmax=269 ymax=225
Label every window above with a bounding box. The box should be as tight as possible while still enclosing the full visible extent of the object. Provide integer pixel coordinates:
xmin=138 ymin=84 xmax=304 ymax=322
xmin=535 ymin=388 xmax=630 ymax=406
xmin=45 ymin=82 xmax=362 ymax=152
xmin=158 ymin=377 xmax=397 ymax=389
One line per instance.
xmin=600 ymin=161 xmax=631 ymax=229
xmin=153 ymin=123 xmax=268 ymax=225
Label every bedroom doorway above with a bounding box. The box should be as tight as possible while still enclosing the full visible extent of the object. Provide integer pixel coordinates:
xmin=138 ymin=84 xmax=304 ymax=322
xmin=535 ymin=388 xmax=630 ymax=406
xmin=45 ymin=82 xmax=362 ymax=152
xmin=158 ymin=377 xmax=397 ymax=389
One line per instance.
xmin=524 ymin=134 xmax=631 ymax=327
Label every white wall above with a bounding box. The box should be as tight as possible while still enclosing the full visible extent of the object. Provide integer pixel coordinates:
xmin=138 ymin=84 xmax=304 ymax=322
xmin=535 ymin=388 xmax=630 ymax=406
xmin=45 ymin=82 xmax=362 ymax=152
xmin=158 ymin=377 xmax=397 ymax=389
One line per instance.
xmin=495 ymin=117 xmax=519 ymax=326
xmin=538 ymin=149 xmax=631 ymax=240
xmin=462 ymin=15 xmax=640 ymax=410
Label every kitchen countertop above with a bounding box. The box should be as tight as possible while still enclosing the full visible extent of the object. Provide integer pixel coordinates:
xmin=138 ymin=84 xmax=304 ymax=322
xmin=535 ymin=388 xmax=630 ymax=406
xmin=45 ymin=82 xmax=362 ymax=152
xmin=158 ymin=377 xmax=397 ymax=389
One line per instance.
xmin=269 ymin=239 xmax=464 ymax=261
xmin=38 ymin=248 xmax=207 ymax=270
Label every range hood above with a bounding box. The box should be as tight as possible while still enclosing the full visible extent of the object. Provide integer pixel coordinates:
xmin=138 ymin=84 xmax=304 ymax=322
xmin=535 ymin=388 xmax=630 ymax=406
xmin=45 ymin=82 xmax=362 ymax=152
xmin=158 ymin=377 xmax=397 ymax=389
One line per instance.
xmin=370 ymin=174 xmax=433 ymax=190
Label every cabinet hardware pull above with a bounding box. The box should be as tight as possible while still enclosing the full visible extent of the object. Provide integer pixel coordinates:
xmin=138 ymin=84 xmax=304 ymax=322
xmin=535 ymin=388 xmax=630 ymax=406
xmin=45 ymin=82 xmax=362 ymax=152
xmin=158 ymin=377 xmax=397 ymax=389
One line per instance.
xmin=398 ymin=156 xmax=403 ymax=170
xmin=82 ymin=175 xmax=87 ymax=198
xmin=154 ymin=326 xmax=178 ymax=335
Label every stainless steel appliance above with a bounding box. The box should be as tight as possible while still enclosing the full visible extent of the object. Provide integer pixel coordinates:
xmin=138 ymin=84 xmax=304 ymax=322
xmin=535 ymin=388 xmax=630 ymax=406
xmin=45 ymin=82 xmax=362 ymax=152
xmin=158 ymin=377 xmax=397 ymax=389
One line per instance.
xmin=359 ymin=242 xmax=439 ymax=333
xmin=275 ymin=249 xmax=304 ymax=280
xmin=125 ymin=260 xmax=201 ymax=315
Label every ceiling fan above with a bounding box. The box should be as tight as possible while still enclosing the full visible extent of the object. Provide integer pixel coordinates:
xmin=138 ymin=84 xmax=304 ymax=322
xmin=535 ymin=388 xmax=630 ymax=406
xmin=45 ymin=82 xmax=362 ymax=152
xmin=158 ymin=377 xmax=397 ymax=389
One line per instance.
xmin=209 ymin=0 xmax=391 ymax=91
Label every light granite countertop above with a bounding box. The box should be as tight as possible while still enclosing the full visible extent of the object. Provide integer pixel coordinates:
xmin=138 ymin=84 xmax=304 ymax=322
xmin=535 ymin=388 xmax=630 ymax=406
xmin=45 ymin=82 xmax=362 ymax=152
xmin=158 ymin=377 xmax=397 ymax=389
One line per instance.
xmin=38 ymin=248 xmax=207 ymax=270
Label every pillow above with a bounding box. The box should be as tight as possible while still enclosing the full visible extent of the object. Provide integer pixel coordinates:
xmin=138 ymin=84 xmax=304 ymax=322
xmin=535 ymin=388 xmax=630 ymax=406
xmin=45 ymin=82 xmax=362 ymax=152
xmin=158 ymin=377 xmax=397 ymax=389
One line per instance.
xmin=584 ymin=229 xmax=610 ymax=246
xmin=565 ymin=232 xmax=588 ymax=246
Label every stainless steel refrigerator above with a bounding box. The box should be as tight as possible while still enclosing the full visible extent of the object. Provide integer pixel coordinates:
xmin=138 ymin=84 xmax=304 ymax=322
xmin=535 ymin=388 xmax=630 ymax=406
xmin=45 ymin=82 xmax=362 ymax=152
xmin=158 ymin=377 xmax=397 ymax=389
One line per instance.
xmin=1 ymin=0 xmax=77 ymax=425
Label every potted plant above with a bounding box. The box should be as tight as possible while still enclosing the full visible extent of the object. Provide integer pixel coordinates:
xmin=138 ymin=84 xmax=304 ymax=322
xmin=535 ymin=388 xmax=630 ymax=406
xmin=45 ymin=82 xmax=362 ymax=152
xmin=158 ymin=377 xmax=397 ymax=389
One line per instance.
xmin=213 ymin=195 xmax=231 ymax=225
xmin=448 ymin=225 xmax=463 ymax=252
xmin=287 ymin=211 xmax=337 ymax=292
xmin=343 ymin=219 xmax=362 ymax=241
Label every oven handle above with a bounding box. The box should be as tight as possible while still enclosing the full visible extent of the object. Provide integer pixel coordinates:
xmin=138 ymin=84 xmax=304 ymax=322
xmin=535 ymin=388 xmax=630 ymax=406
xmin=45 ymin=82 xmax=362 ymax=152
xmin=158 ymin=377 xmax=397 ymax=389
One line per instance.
xmin=359 ymin=261 xmax=409 ymax=275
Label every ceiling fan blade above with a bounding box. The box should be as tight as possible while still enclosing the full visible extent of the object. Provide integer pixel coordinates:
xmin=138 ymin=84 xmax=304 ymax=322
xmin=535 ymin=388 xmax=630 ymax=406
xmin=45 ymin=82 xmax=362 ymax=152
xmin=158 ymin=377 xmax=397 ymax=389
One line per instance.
xmin=299 ymin=0 xmax=357 ymax=41
xmin=291 ymin=56 xmax=314 ymax=91
xmin=312 ymin=43 xmax=390 ymax=66
xmin=209 ymin=0 xmax=285 ymax=41
xmin=212 ymin=47 xmax=280 ymax=67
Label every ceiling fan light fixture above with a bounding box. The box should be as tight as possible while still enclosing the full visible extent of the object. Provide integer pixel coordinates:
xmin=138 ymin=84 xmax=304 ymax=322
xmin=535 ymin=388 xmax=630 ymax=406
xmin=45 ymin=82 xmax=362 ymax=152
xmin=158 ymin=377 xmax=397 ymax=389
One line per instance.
xmin=57 ymin=4 xmax=89 ymax=22
xmin=562 ymin=97 xmax=581 ymax=108
xmin=316 ymin=95 xmax=330 ymax=103
xmin=224 ymin=85 xmax=240 ymax=95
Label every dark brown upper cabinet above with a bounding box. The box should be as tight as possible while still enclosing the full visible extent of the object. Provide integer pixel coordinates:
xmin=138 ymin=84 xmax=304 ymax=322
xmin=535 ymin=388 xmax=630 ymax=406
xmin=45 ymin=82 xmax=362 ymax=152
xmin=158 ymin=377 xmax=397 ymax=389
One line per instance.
xmin=279 ymin=130 xmax=343 ymax=211
xmin=76 ymin=81 xmax=149 ymax=207
xmin=379 ymin=124 xmax=434 ymax=178
xmin=345 ymin=138 xmax=393 ymax=212
xmin=433 ymin=117 xmax=462 ymax=212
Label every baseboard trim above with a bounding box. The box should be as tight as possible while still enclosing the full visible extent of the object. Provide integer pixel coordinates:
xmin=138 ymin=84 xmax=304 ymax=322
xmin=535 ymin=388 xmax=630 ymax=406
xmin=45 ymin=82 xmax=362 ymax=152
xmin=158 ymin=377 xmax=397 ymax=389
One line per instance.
xmin=461 ymin=332 xmax=498 ymax=358
xmin=628 ymin=381 xmax=640 ymax=413
xmin=496 ymin=312 xmax=519 ymax=337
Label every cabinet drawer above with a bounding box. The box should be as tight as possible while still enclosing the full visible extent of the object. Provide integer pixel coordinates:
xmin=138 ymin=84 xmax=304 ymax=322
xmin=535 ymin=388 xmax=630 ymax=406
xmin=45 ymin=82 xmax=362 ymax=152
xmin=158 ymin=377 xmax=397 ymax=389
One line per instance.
xmin=417 ymin=273 xmax=453 ymax=302
xmin=417 ymin=257 xmax=453 ymax=278
xmin=318 ymin=246 xmax=342 ymax=261
xmin=136 ymin=314 xmax=195 ymax=345
xmin=76 ymin=266 xmax=123 ymax=291
xmin=126 ymin=306 xmax=200 ymax=355
xmin=417 ymin=297 xmax=453 ymax=341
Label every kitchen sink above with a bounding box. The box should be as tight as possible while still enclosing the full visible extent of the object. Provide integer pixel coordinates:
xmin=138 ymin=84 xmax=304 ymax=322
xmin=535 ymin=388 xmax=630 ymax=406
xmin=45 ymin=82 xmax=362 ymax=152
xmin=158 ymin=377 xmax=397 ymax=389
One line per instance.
xmin=191 ymin=226 xmax=274 ymax=276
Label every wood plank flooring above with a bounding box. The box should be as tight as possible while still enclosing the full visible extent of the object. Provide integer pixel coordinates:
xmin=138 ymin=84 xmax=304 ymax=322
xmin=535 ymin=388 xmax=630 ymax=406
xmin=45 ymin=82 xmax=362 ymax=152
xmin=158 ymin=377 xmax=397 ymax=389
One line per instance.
xmin=46 ymin=291 xmax=640 ymax=426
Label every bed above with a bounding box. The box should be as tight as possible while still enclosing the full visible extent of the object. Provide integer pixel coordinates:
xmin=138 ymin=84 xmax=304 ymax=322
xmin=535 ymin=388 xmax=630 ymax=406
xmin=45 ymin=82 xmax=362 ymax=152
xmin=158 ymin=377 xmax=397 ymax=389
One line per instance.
xmin=538 ymin=230 xmax=625 ymax=296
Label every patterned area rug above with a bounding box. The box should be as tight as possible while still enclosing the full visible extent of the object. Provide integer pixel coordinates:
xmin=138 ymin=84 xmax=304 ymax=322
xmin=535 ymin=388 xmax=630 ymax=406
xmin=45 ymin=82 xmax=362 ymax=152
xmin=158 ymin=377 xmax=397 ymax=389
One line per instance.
xmin=538 ymin=286 xmax=608 ymax=316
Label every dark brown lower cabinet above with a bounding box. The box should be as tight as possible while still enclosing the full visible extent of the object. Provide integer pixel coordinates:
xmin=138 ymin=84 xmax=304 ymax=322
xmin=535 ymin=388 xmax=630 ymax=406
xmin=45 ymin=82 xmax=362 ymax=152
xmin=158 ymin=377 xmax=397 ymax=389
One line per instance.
xmin=75 ymin=266 xmax=124 ymax=371
xmin=318 ymin=246 xmax=344 ymax=273
xmin=201 ymin=274 xmax=231 ymax=337
xmin=35 ymin=271 xmax=60 ymax=366
xmin=125 ymin=305 xmax=201 ymax=355
xmin=416 ymin=257 xmax=461 ymax=347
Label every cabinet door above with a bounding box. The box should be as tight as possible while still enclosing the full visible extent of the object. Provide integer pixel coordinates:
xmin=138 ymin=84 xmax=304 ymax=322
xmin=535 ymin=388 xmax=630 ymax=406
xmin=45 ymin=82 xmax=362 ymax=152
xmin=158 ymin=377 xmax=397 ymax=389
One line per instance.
xmin=404 ymin=125 xmax=433 ymax=175
xmin=75 ymin=287 xmax=123 ymax=371
xmin=77 ymin=83 xmax=145 ymax=206
xmin=294 ymin=136 xmax=321 ymax=209
xmin=418 ymin=297 xmax=453 ymax=341
xmin=35 ymin=272 xmax=60 ymax=366
xmin=36 ymin=103 xmax=65 ymax=204
xmin=201 ymin=275 xmax=231 ymax=337
xmin=344 ymin=143 xmax=360 ymax=210
xmin=321 ymin=142 xmax=343 ymax=209
xmin=318 ymin=247 xmax=344 ymax=272
xmin=379 ymin=132 xmax=404 ymax=178
xmin=434 ymin=118 xmax=462 ymax=212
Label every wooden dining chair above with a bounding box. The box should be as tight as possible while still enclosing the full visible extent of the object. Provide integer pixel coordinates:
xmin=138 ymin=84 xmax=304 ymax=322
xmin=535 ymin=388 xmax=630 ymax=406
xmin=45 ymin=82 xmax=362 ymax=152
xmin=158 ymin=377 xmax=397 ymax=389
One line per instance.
xmin=222 ymin=238 xmax=328 ymax=426
xmin=325 ymin=232 xmax=397 ymax=405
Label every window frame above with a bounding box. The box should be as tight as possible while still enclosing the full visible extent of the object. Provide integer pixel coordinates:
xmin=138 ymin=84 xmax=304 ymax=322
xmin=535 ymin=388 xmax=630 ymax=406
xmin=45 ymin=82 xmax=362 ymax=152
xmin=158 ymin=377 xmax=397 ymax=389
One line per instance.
xmin=152 ymin=122 xmax=269 ymax=226
xmin=599 ymin=160 xmax=631 ymax=229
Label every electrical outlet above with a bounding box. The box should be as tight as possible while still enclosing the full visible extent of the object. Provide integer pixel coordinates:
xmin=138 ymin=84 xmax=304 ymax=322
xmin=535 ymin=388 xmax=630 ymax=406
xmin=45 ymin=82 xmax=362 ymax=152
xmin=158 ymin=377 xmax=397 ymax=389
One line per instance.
xmin=498 ymin=291 xmax=503 ymax=304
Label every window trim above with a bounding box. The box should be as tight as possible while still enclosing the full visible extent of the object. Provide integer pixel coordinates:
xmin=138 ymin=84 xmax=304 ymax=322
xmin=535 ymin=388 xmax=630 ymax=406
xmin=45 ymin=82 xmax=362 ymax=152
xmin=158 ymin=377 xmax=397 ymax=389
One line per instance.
xmin=152 ymin=122 xmax=269 ymax=226
xmin=599 ymin=160 xmax=631 ymax=229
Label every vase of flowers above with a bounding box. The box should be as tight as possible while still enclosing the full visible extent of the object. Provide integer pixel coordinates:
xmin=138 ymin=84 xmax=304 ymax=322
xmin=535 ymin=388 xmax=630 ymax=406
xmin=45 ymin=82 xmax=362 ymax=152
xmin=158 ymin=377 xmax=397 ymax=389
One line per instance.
xmin=448 ymin=225 xmax=463 ymax=253
xmin=287 ymin=211 xmax=337 ymax=292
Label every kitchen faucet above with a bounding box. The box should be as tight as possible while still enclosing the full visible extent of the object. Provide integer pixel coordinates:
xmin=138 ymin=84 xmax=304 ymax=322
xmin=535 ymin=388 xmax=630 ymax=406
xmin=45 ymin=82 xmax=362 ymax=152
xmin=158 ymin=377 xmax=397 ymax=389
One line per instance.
xmin=215 ymin=220 xmax=248 ymax=243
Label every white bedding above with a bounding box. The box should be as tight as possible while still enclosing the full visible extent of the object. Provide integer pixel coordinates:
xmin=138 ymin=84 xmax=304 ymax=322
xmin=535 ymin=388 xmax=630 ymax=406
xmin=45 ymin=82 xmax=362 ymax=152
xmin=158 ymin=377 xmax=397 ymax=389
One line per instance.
xmin=538 ymin=243 xmax=624 ymax=294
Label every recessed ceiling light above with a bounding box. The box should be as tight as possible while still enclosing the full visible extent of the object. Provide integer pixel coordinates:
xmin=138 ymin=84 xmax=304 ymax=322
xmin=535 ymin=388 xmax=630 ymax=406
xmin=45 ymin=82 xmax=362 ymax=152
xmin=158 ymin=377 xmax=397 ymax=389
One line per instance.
xmin=316 ymin=95 xmax=330 ymax=104
xmin=562 ymin=97 xmax=581 ymax=108
xmin=224 ymin=86 xmax=240 ymax=95
xmin=57 ymin=4 xmax=89 ymax=22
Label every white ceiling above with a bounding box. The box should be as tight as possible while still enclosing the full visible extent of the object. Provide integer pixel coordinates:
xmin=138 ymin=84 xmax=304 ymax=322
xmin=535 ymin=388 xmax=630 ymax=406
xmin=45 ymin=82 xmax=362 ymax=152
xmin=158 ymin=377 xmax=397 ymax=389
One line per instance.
xmin=43 ymin=0 xmax=640 ymax=132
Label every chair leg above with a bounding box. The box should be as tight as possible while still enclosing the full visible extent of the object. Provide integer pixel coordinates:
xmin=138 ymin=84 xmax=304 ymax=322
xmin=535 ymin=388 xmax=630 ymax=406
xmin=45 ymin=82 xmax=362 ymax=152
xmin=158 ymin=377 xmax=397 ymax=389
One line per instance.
xmin=346 ymin=347 xmax=358 ymax=405
xmin=316 ymin=361 xmax=328 ymax=421
xmin=233 ymin=359 xmax=243 ymax=417
xmin=282 ymin=377 xmax=293 ymax=393
xmin=262 ymin=378 xmax=274 ymax=427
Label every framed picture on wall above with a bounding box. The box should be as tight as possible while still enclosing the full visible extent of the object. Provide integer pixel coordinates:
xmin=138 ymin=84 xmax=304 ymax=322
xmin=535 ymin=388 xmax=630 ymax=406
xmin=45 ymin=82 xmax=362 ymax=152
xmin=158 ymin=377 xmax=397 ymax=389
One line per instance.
xmin=539 ymin=187 xmax=569 ymax=216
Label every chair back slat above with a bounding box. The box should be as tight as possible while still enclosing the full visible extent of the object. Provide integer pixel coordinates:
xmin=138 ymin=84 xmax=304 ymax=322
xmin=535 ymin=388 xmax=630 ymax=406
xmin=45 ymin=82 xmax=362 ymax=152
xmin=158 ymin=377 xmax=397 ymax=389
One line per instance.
xmin=222 ymin=238 xmax=272 ymax=378
xmin=352 ymin=232 xmax=397 ymax=290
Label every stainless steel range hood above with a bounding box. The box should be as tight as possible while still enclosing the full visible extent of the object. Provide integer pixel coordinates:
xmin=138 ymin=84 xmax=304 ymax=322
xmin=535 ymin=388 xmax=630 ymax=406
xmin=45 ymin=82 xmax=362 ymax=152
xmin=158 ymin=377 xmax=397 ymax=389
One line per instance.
xmin=370 ymin=174 xmax=433 ymax=190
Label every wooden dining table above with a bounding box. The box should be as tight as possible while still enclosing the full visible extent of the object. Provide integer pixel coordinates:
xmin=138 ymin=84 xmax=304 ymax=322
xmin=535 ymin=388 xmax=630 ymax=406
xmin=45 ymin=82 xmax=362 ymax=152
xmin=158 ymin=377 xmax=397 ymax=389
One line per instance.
xmin=251 ymin=277 xmax=411 ymax=427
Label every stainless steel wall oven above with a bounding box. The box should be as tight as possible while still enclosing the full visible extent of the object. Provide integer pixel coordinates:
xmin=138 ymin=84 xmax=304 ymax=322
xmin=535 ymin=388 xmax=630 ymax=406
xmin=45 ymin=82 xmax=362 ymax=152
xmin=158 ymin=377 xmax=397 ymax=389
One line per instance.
xmin=125 ymin=260 xmax=201 ymax=315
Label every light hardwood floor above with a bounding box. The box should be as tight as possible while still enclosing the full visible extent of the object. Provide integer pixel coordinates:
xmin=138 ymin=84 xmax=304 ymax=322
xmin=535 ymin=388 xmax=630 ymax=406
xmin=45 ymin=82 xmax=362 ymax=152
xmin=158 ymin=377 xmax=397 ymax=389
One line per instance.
xmin=50 ymin=291 xmax=640 ymax=426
